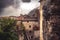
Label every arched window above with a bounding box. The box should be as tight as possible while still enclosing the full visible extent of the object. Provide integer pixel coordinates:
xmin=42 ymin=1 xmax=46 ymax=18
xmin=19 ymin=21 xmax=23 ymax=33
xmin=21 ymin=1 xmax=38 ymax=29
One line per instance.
xmin=29 ymin=25 xmax=31 ymax=28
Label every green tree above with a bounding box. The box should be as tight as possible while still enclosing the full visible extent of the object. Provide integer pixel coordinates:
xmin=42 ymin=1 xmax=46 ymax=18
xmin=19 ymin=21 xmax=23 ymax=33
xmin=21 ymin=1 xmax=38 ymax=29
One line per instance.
xmin=0 ymin=17 xmax=18 ymax=40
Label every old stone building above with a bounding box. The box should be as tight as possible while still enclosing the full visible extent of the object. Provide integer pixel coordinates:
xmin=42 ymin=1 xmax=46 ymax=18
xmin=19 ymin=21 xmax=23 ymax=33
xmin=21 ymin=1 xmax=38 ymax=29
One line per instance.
xmin=13 ymin=7 xmax=40 ymax=40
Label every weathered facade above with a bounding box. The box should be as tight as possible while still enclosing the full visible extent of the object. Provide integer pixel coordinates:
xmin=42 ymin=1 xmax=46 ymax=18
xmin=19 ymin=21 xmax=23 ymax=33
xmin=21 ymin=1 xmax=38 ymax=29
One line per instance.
xmin=15 ymin=7 xmax=40 ymax=40
xmin=0 ymin=7 xmax=40 ymax=40
xmin=41 ymin=0 xmax=60 ymax=40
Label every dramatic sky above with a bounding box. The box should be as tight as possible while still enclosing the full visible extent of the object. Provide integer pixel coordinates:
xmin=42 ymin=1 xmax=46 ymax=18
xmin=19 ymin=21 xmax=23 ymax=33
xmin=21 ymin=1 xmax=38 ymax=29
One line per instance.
xmin=0 ymin=0 xmax=40 ymax=16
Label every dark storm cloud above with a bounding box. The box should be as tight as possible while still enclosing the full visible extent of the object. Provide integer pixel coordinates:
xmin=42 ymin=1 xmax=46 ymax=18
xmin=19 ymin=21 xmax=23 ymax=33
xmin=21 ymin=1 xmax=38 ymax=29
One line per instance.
xmin=0 ymin=0 xmax=14 ymax=14
xmin=0 ymin=0 xmax=14 ymax=7
xmin=0 ymin=0 xmax=40 ymax=16
xmin=0 ymin=0 xmax=18 ymax=14
xmin=22 ymin=0 xmax=31 ymax=2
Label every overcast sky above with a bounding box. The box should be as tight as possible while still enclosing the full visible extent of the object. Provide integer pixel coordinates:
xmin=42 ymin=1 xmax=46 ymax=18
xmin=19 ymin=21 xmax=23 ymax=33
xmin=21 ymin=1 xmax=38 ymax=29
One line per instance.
xmin=0 ymin=0 xmax=40 ymax=16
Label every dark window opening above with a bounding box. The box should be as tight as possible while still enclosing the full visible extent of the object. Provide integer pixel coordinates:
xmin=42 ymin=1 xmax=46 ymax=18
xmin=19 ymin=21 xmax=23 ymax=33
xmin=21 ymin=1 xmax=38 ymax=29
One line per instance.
xmin=31 ymin=36 xmax=33 ymax=38
xmin=22 ymin=0 xmax=31 ymax=2
xmin=29 ymin=25 xmax=31 ymax=28
xmin=33 ymin=26 xmax=40 ymax=30
xmin=29 ymin=31 xmax=32 ymax=33
xmin=27 ymin=21 xmax=29 ymax=23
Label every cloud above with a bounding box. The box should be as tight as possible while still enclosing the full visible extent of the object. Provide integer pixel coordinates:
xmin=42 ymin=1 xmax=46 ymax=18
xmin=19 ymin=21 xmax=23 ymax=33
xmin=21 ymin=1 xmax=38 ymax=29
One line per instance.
xmin=22 ymin=0 xmax=31 ymax=2
xmin=0 ymin=0 xmax=14 ymax=8
xmin=0 ymin=0 xmax=20 ymax=16
xmin=0 ymin=0 xmax=40 ymax=16
xmin=0 ymin=0 xmax=14 ymax=14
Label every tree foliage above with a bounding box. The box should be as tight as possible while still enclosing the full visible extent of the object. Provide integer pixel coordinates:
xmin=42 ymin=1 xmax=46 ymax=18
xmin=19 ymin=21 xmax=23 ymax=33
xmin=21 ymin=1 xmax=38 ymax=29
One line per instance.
xmin=0 ymin=17 xmax=18 ymax=40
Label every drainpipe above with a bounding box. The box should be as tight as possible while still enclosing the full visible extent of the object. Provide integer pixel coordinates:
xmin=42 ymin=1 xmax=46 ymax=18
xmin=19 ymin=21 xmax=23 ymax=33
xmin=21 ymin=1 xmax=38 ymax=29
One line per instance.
xmin=40 ymin=0 xmax=46 ymax=40
xmin=40 ymin=1 xmax=44 ymax=40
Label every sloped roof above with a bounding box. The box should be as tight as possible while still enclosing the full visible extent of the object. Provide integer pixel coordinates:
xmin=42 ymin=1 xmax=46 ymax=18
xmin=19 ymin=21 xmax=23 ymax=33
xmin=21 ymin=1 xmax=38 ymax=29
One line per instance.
xmin=28 ymin=7 xmax=39 ymax=17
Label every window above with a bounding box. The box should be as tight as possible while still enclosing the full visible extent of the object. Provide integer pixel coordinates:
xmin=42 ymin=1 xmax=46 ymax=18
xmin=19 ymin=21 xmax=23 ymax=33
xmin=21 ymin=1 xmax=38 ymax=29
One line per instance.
xmin=29 ymin=25 xmax=31 ymax=28
xmin=29 ymin=31 xmax=32 ymax=33
xmin=22 ymin=0 xmax=31 ymax=2
xmin=27 ymin=21 xmax=29 ymax=23
xmin=31 ymin=36 xmax=33 ymax=38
